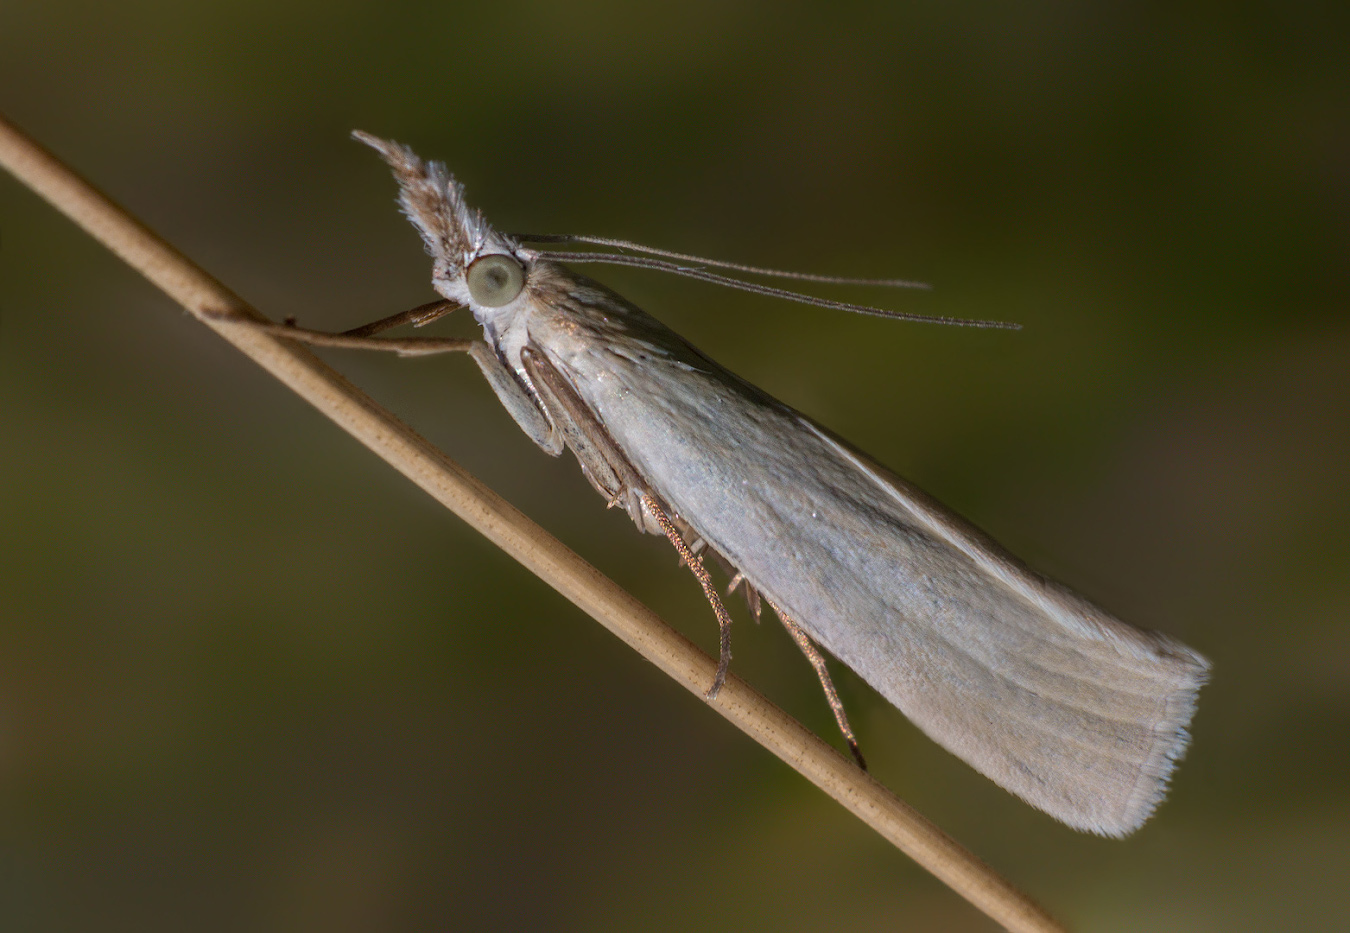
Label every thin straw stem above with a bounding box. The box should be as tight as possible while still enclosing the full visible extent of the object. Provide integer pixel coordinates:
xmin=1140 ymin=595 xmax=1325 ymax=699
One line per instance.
xmin=0 ymin=113 xmax=1064 ymax=933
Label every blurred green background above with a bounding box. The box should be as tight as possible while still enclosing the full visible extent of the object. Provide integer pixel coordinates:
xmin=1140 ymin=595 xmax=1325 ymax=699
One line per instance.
xmin=2 ymin=2 xmax=1346 ymax=930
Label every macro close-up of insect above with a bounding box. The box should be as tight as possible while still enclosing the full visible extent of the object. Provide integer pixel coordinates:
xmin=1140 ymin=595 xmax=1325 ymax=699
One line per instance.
xmin=266 ymin=132 xmax=1209 ymax=839
xmin=4 ymin=5 xmax=1347 ymax=930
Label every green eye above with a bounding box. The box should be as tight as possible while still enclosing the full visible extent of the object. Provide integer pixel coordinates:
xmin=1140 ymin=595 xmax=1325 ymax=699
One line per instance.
xmin=466 ymin=254 xmax=525 ymax=307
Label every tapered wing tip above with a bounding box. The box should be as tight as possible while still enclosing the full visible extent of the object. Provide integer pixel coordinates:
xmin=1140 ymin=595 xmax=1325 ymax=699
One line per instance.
xmin=1066 ymin=657 xmax=1209 ymax=838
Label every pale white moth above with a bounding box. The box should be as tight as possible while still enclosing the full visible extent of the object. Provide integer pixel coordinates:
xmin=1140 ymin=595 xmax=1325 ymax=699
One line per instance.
xmin=274 ymin=131 xmax=1209 ymax=837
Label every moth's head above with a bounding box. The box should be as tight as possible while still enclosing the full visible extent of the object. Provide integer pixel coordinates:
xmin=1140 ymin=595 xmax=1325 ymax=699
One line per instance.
xmin=353 ymin=130 xmax=531 ymax=316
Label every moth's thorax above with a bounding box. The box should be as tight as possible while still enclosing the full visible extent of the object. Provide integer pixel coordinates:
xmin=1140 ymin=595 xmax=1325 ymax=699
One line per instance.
xmin=525 ymin=262 xmax=705 ymax=369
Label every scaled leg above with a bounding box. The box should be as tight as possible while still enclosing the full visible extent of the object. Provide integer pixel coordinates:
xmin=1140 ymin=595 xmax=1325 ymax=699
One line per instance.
xmin=641 ymin=494 xmax=735 ymax=701
xmin=767 ymin=597 xmax=866 ymax=770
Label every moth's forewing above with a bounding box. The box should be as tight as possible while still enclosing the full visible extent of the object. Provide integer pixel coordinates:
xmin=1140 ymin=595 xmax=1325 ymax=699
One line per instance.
xmin=512 ymin=265 xmax=1207 ymax=837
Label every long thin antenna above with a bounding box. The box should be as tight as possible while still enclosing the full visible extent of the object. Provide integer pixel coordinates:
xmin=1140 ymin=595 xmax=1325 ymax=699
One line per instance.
xmin=526 ymin=249 xmax=1020 ymax=329
xmin=514 ymin=233 xmax=931 ymax=289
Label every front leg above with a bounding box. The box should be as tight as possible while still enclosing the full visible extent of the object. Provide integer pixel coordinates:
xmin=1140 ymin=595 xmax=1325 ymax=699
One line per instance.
xmin=234 ymin=315 xmax=564 ymax=457
xmin=518 ymin=347 xmax=737 ymax=700
xmin=463 ymin=341 xmax=563 ymax=456
xmin=520 ymin=346 xmax=629 ymax=503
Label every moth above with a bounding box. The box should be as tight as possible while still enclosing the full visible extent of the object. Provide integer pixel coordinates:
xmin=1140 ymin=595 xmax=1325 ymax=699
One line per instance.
xmin=275 ymin=131 xmax=1209 ymax=837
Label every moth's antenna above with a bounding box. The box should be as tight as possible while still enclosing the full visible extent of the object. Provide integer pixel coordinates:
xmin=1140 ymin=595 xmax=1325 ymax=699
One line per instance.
xmin=526 ymin=249 xmax=1020 ymax=329
xmin=514 ymin=234 xmax=931 ymax=290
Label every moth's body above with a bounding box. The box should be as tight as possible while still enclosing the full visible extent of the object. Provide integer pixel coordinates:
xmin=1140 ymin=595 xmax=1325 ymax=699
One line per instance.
xmin=341 ymin=131 xmax=1209 ymax=837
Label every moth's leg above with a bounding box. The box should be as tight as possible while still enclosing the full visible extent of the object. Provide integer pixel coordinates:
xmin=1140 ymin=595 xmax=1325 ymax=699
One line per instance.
xmin=269 ymin=301 xmax=461 ymax=340
xmin=766 ymin=596 xmax=867 ymax=770
xmin=726 ymin=571 xmax=763 ymax=622
xmin=641 ymin=493 xmax=735 ymax=701
xmin=341 ymin=299 xmax=460 ymax=337
xmin=219 ymin=316 xmax=477 ymax=356
xmin=517 ymin=348 xmax=737 ymax=699
xmin=463 ymin=343 xmax=563 ymax=455
xmin=239 ymin=318 xmax=564 ymax=456
xmin=677 ymin=536 xmax=709 ymax=570
xmin=520 ymin=346 xmax=632 ymax=503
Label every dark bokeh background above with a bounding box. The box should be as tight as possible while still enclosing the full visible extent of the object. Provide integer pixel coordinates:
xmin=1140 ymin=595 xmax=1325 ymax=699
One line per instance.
xmin=2 ymin=3 xmax=1347 ymax=930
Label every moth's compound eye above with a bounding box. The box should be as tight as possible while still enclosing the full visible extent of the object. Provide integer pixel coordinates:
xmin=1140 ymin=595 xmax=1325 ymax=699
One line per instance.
xmin=466 ymin=254 xmax=525 ymax=307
